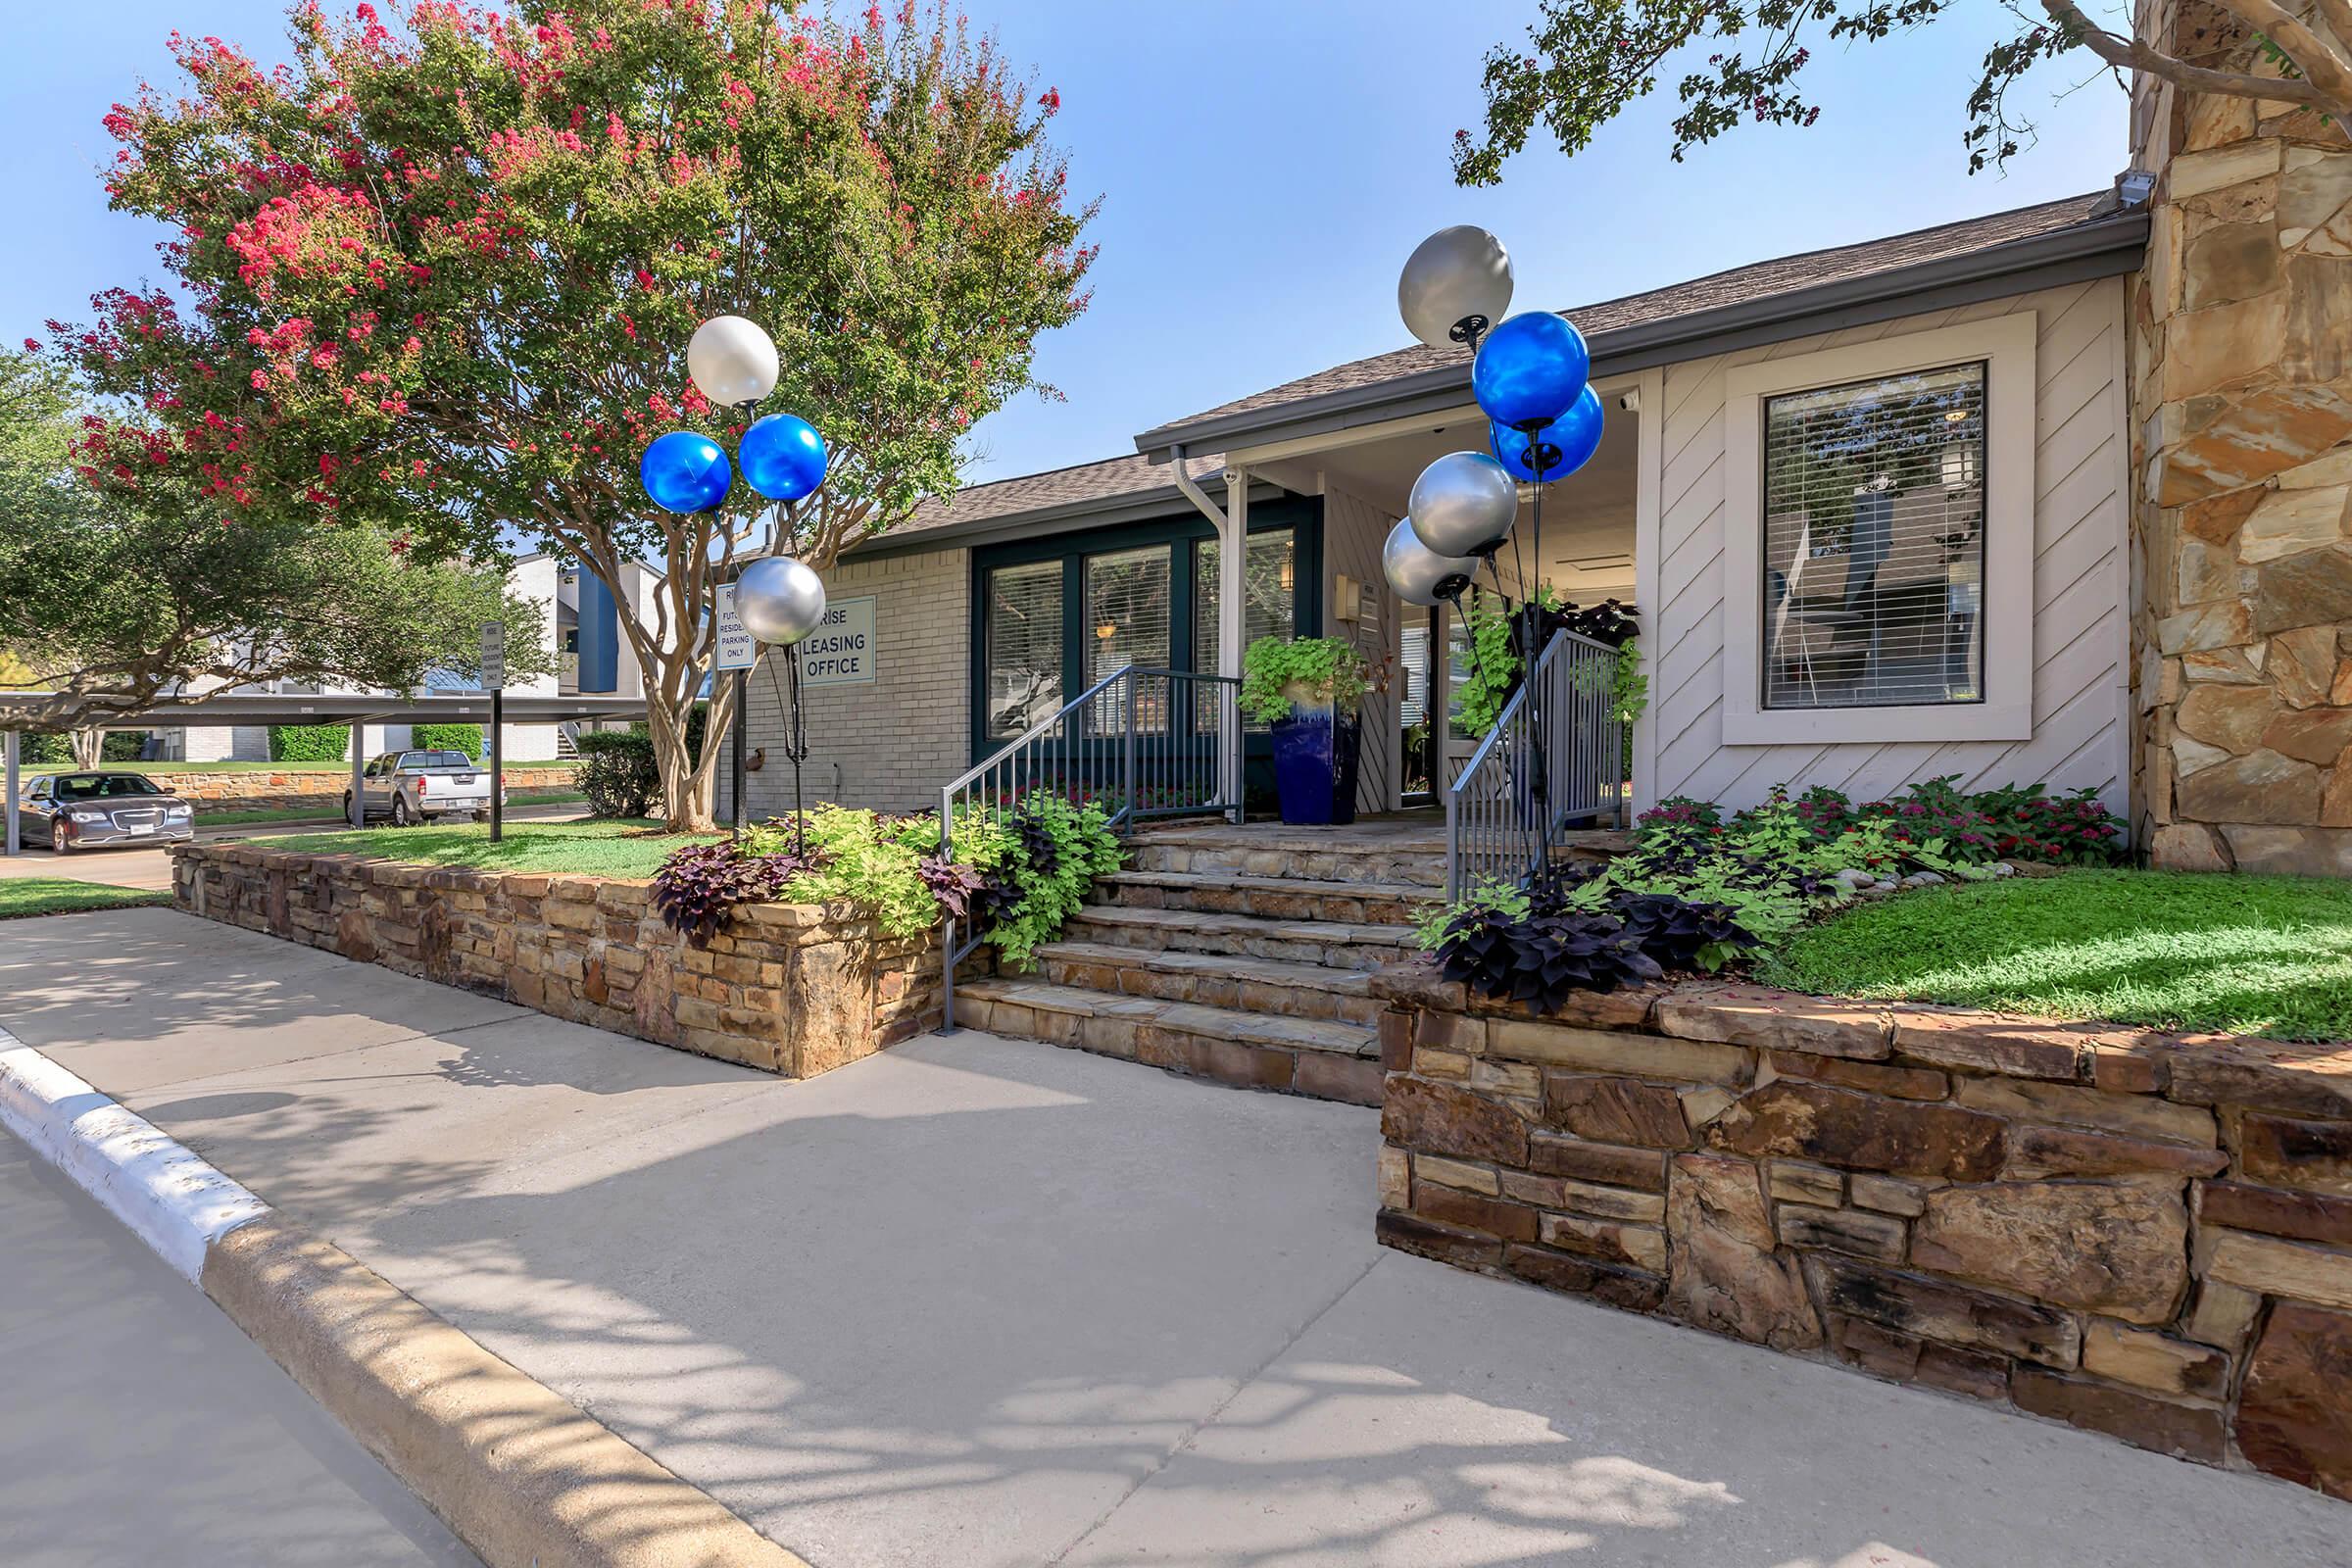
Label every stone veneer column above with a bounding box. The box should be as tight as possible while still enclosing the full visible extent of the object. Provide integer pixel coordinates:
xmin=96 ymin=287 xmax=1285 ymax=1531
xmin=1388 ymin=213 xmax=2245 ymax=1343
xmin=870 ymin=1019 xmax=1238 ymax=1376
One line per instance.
xmin=2132 ymin=0 xmax=2352 ymax=874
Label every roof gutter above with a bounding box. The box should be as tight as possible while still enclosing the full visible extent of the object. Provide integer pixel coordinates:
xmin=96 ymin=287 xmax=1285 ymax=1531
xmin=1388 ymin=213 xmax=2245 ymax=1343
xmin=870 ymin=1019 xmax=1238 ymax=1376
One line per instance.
xmin=1134 ymin=209 xmax=2149 ymax=461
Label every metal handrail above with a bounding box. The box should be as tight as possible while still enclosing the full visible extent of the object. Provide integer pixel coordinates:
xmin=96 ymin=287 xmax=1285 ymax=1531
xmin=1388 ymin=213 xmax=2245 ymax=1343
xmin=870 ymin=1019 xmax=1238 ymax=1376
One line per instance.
xmin=938 ymin=662 xmax=1241 ymax=1030
xmin=1445 ymin=628 xmax=1625 ymax=899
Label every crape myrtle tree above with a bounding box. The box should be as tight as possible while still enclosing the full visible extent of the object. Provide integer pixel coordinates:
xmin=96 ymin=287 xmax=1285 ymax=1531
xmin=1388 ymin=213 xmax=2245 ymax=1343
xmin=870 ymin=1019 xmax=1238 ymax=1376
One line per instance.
xmin=74 ymin=0 xmax=1096 ymax=829
xmin=1452 ymin=0 xmax=2352 ymax=180
xmin=0 ymin=350 xmax=546 ymax=760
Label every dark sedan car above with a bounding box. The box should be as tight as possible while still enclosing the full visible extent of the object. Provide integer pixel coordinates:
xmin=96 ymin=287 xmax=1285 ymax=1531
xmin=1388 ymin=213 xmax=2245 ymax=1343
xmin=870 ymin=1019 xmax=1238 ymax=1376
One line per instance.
xmin=14 ymin=771 xmax=196 ymax=853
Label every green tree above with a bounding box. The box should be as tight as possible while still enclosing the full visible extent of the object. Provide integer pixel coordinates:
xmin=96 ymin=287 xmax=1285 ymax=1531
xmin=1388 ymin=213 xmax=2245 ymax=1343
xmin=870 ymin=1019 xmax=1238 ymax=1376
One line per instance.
xmin=74 ymin=0 xmax=1095 ymax=829
xmin=1451 ymin=0 xmax=2352 ymax=182
xmin=0 ymin=351 xmax=548 ymax=749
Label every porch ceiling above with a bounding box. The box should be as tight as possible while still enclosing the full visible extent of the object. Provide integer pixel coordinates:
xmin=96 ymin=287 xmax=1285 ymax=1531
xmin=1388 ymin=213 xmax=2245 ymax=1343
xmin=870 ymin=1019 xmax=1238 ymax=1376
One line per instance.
xmin=1279 ymin=397 xmax=1641 ymax=524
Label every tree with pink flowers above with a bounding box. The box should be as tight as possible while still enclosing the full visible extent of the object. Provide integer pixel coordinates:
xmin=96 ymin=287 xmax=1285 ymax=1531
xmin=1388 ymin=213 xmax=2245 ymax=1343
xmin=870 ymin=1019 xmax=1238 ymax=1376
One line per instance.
xmin=66 ymin=0 xmax=1096 ymax=828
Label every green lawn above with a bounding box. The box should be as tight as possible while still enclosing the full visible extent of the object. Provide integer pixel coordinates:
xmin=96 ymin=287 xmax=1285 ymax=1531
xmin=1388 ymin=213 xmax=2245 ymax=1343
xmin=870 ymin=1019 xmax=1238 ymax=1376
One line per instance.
xmin=1757 ymin=869 xmax=2352 ymax=1042
xmin=0 ymin=878 xmax=173 ymax=920
xmin=245 ymin=817 xmax=705 ymax=876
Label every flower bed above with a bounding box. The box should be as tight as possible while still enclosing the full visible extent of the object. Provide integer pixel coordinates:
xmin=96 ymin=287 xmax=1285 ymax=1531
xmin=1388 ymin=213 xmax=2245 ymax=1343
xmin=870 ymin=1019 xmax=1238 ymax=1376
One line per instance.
xmin=1371 ymin=961 xmax=2352 ymax=1498
xmin=171 ymin=840 xmax=959 ymax=1077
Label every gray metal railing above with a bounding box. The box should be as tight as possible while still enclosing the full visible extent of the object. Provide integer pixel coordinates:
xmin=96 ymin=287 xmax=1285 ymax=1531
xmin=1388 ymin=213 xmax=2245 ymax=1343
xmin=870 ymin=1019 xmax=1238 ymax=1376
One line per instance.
xmin=1445 ymin=629 xmax=1625 ymax=900
xmin=939 ymin=664 xmax=1240 ymax=1029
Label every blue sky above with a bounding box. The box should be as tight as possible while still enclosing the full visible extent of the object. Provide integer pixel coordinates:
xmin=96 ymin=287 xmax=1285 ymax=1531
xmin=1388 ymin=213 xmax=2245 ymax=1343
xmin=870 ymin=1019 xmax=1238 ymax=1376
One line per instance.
xmin=1 ymin=0 xmax=2127 ymax=486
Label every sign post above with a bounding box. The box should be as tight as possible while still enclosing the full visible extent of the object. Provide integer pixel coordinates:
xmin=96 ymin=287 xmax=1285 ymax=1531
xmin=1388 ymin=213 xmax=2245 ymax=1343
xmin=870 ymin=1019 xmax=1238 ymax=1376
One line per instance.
xmin=713 ymin=586 xmax=756 ymax=833
xmin=481 ymin=621 xmax=507 ymax=844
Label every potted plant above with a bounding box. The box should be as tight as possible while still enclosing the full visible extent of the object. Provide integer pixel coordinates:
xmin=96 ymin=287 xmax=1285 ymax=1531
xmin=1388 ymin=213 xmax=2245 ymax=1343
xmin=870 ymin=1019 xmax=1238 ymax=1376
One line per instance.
xmin=1240 ymin=636 xmax=1370 ymax=825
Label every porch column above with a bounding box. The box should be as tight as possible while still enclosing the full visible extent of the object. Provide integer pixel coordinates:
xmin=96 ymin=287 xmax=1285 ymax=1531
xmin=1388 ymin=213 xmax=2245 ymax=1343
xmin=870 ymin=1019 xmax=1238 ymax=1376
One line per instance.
xmin=1220 ymin=464 xmax=1249 ymax=817
xmin=349 ymin=725 xmax=366 ymax=827
xmin=4 ymin=729 xmax=18 ymax=856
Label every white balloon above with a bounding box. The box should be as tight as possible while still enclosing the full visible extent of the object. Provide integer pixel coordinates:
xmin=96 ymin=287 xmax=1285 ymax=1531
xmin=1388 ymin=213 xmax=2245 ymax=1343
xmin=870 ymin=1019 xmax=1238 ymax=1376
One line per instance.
xmin=735 ymin=556 xmax=827 ymax=646
xmin=1383 ymin=518 xmax=1479 ymax=608
xmin=687 ymin=315 xmax=780 ymax=408
xmin=1408 ymin=451 xmax=1517 ymax=558
xmin=1397 ymin=226 xmax=1513 ymax=350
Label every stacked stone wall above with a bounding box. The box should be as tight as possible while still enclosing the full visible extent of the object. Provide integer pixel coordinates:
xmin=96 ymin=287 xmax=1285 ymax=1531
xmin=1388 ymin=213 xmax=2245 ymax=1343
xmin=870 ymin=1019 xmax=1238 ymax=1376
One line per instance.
xmin=1374 ymin=965 xmax=2352 ymax=1497
xmin=170 ymin=841 xmax=945 ymax=1078
xmin=2131 ymin=0 xmax=2352 ymax=873
xmin=31 ymin=762 xmax=579 ymax=813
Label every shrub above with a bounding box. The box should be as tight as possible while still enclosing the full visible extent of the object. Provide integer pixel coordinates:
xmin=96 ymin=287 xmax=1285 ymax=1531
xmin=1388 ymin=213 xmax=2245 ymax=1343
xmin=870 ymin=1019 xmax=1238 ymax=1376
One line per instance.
xmin=20 ymin=732 xmax=71 ymax=765
xmin=573 ymin=729 xmax=658 ymax=818
xmin=647 ymin=796 xmax=1123 ymax=960
xmin=100 ymin=730 xmax=150 ymax=761
xmin=270 ymin=722 xmax=350 ymax=762
xmin=1422 ymin=874 xmax=1755 ymax=1013
xmin=410 ymin=722 xmax=483 ymax=760
xmin=1239 ymin=636 xmax=1371 ymax=723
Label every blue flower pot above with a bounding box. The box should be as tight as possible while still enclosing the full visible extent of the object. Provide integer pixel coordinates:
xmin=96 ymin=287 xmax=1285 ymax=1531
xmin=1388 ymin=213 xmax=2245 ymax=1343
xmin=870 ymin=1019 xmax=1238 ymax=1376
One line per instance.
xmin=1270 ymin=699 xmax=1361 ymax=825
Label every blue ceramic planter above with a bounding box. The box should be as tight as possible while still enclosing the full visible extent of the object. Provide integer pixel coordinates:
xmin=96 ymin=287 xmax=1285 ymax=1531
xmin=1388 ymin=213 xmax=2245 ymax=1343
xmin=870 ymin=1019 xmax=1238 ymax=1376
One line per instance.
xmin=1270 ymin=700 xmax=1361 ymax=825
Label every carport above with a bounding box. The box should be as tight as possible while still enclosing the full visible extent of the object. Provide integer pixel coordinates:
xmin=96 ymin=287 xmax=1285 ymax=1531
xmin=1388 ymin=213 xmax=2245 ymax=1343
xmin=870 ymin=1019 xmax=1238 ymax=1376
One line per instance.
xmin=3 ymin=692 xmax=647 ymax=854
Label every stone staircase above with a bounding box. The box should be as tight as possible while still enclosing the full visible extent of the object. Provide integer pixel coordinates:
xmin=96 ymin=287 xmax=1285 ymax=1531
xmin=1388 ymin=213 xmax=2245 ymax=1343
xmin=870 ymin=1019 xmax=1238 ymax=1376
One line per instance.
xmin=953 ymin=821 xmax=1453 ymax=1105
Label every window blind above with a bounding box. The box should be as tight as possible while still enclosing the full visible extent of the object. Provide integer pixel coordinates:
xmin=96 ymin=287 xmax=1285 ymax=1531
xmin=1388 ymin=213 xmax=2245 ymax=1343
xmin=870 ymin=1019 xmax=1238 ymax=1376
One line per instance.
xmin=1087 ymin=545 xmax=1171 ymax=728
xmin=984 ymin=560 xmax=1062 ymax=739
xmin=1761 ymin=361 xmax=1987 ymax=711
xmin=1196 ymin=529 xmax=1297 ymax=730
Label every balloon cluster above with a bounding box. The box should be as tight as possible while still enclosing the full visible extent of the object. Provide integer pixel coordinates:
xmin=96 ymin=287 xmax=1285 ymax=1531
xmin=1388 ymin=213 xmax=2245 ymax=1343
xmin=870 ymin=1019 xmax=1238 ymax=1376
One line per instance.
xmin=638 ymin=316 xmax=831 ymax=646
xmin=1382 ymin=227 xmax=1603 ymax=610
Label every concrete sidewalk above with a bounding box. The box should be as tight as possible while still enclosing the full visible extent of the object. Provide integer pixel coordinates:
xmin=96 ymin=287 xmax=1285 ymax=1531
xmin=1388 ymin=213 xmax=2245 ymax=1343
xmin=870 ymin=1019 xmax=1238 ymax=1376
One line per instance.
xmin=0 ymin=1125 xmax=479 ymax=1568
xmin=3 ymin=906 xmax=2345 ymax=1567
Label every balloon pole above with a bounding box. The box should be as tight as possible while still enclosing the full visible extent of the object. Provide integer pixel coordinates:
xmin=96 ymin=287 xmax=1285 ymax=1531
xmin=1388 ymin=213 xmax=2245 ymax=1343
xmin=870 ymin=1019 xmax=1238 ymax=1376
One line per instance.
xmin=784 ymin=641 xmax=809 ymax=854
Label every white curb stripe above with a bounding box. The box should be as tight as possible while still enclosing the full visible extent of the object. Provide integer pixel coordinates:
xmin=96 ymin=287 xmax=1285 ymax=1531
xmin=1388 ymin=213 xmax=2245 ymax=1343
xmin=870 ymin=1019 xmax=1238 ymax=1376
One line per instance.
xmin=0 ymin=1028 xmax=269 ymax=1284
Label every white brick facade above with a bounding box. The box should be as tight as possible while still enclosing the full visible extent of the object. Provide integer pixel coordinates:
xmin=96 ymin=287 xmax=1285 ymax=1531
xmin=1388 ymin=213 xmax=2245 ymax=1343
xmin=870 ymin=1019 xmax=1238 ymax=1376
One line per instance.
xmin=723 ymin=545 xmax=971 ymax=818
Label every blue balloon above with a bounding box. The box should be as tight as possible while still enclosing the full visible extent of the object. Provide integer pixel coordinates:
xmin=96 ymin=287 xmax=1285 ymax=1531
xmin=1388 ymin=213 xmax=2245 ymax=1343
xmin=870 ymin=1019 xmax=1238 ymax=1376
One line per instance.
xmin=1472 ymin=311 xmax=1591 ymax=432
xmin=738 ymin=413 xmax=828 ymax=502
xmin=1490 ymin=386 xmax=1604 ymax=483
xmin=640 ymin=430 xmax=732 ymax=514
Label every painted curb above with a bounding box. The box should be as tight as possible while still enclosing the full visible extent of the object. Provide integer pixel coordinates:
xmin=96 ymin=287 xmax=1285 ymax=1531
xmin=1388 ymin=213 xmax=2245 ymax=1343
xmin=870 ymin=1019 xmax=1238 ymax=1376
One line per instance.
xmin=0 ymin=1027 xmax=810 ymax=1568
xmin=0 ymin=1033 xmax=266 ymax=1281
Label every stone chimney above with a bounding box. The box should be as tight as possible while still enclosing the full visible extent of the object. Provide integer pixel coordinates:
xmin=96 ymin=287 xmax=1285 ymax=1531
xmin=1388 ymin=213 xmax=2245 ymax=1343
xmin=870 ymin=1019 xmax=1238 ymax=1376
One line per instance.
xmin=2130 ymin=0 xmax=2352 ymax=874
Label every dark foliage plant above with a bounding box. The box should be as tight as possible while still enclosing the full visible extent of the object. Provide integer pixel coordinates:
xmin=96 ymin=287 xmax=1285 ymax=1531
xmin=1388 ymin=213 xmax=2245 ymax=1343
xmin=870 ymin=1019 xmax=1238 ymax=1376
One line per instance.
xmin=1429 ymin=879 xmax=1756 ymax=1013
xmin=917 ymin=855 xmax=989 ymax=924
xmin=650 ymin=840 xmax=816 ymax=947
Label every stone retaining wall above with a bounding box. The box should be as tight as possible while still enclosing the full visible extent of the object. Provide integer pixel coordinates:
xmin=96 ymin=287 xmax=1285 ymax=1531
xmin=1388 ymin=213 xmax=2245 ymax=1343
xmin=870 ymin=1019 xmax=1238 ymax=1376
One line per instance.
xmin=171 ymin=841 xmax=945 ymax=1078
xmin=1373 ymin=962 xmax=2352 ymax=1499
xmin=50 ymin=762 xmax=579 ymax=812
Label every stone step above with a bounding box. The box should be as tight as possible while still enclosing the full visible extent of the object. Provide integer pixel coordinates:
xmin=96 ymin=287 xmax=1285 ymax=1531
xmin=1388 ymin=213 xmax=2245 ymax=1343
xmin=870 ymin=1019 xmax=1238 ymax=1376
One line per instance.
xmin=1035 ymin=941 xmax=1386 ymax=1026
xmin=1062 ymin=905 xmax=1420 ymax=972
xmin=1126 ymin=838 xmax=1447 ymax=888
xmin=955 ymin=978 xmax=1384 ymax=1105
xmin=1094 ymin=869 xmax=1440 ymax=928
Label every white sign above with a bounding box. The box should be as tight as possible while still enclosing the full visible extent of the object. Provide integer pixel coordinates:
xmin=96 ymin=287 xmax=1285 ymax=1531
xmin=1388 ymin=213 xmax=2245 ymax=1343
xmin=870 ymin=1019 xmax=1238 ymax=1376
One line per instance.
xmin=800 ymin=596 xmax=876 ymax=686
xmin=712 ymin=585 xmax=756 ymax=672
xmin=479 ymin=620 xmax=507 ymax=690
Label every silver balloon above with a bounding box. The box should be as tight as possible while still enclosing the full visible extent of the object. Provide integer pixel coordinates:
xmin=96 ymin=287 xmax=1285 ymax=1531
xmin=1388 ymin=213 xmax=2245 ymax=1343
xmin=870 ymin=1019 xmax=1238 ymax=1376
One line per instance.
xmin=735 ymin=555 xmax=827 ymax=646
xmin=687 ymin=315 xmax=780 ymax=408
xmin=1383 ymin=517 xmax=1479 ymax=608
xmin=1397 ymin=226 xmax=1513 ymax=350
xmin=1408 ymin=451 xmax=1517 ymax=558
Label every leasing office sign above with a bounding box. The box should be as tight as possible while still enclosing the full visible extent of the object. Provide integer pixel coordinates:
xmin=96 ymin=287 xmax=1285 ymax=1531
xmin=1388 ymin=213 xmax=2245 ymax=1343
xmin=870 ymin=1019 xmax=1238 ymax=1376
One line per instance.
xmin=799 ymin=596 xmax=876 ymax=686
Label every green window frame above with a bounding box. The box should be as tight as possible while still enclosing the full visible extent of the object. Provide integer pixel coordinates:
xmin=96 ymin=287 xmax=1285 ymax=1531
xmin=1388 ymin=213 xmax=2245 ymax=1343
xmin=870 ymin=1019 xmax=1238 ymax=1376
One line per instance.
xmin=967 ymin=497 xmax=1321 ymax=762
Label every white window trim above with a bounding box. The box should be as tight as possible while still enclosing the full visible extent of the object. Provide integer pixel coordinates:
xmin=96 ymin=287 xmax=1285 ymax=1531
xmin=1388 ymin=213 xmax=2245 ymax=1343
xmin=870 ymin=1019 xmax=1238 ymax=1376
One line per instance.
xmin=1720 ymin=314 xmax=2036 ymax=746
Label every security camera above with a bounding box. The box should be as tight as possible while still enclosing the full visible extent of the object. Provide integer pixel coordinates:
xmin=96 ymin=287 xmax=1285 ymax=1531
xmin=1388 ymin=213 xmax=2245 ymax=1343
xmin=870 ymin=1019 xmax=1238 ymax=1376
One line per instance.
xmin=1617 ymin=388 xmax=1642 ymax=414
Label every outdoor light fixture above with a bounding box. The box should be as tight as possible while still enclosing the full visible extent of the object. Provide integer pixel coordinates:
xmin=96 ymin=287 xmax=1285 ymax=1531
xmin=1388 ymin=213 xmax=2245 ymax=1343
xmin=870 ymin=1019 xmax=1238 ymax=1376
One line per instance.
xmin=1396 ymin=225 xmax=1514 ymax=349
xmin=1382 ymin=225 xmax=1609 ymax=895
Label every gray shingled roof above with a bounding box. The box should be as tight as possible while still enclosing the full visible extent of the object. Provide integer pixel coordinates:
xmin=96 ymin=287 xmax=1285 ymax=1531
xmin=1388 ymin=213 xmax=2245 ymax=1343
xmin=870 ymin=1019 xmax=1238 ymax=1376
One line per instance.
xmin=870 ymin=192 xmax=2127 ymax=548
xmin=1137 ymin=192 xmax=2116 ymax=445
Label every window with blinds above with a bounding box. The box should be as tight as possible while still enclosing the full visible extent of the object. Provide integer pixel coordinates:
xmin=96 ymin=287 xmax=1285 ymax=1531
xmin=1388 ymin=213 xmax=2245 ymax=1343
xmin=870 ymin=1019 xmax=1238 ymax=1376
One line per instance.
xmin=1761 ymin=362 xmax=1986 ymax=711
xmin=1196 ymin=529 xmax=1297 ymax=729
xmin=984 ymin=560 xmax=1062 ymax=739
xmin=1086 ymin=545 xmax=1171 ymax=727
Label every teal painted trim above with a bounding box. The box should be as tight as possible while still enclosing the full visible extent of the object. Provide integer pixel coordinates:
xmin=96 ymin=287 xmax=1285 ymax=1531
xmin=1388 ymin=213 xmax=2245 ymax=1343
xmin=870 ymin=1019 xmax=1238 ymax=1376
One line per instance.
xmin=966 ymin=496 xmax=1323 ymax=767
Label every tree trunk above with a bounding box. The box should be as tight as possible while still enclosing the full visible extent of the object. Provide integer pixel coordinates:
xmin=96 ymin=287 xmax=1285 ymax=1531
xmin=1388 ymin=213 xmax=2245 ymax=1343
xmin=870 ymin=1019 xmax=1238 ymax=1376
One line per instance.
xmin=71 ymin=727 xmax=104 ymax=768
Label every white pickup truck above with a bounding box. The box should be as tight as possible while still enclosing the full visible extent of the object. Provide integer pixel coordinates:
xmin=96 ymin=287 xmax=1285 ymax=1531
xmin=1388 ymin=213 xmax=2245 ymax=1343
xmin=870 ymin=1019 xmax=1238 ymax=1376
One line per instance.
xmin=342 ymin=749 xmax=509 ymax=826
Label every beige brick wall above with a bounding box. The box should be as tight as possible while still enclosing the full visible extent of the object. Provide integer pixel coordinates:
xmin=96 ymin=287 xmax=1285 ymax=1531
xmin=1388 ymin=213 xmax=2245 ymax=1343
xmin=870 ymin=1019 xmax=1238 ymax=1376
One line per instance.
xmin=723 ymin=545 xmax=970 ymax=818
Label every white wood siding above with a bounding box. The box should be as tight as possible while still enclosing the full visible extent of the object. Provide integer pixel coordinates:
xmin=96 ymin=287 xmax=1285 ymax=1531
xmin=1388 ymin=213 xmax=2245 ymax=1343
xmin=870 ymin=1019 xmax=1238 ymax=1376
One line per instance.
xmin=1637 ymin=278 xmax=2131 ymax=815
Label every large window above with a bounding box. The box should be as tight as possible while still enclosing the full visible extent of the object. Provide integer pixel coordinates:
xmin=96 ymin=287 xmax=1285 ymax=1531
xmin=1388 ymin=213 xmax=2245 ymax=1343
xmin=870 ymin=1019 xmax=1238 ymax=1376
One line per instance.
xmin=1762 ymin=362 xmax=1985 ymax=711
xmin=984 ymin=559 xmax=1062 ymax=739
xmin=1720 ymin=315 xmax=2034 ymax=747
xmin=971 ymin=507 xmax=1317 ymax=760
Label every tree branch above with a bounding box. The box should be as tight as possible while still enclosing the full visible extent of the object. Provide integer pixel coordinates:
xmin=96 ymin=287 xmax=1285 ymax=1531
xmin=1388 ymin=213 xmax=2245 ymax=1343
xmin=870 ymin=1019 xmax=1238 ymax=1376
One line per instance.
xmin=2038 ymin=0 xmax=2343 ymax=110
xmin=2210 ymin=0 xmax=2352 ymax=108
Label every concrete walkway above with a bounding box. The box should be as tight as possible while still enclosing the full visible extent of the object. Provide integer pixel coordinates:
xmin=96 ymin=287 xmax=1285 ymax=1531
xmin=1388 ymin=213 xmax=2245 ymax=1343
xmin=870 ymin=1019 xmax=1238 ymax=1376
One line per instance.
xmin=3 ymin=906 xmax=2346 ymax=1568
xmin=0 ymin=1124 xmax=479 ymax=1568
